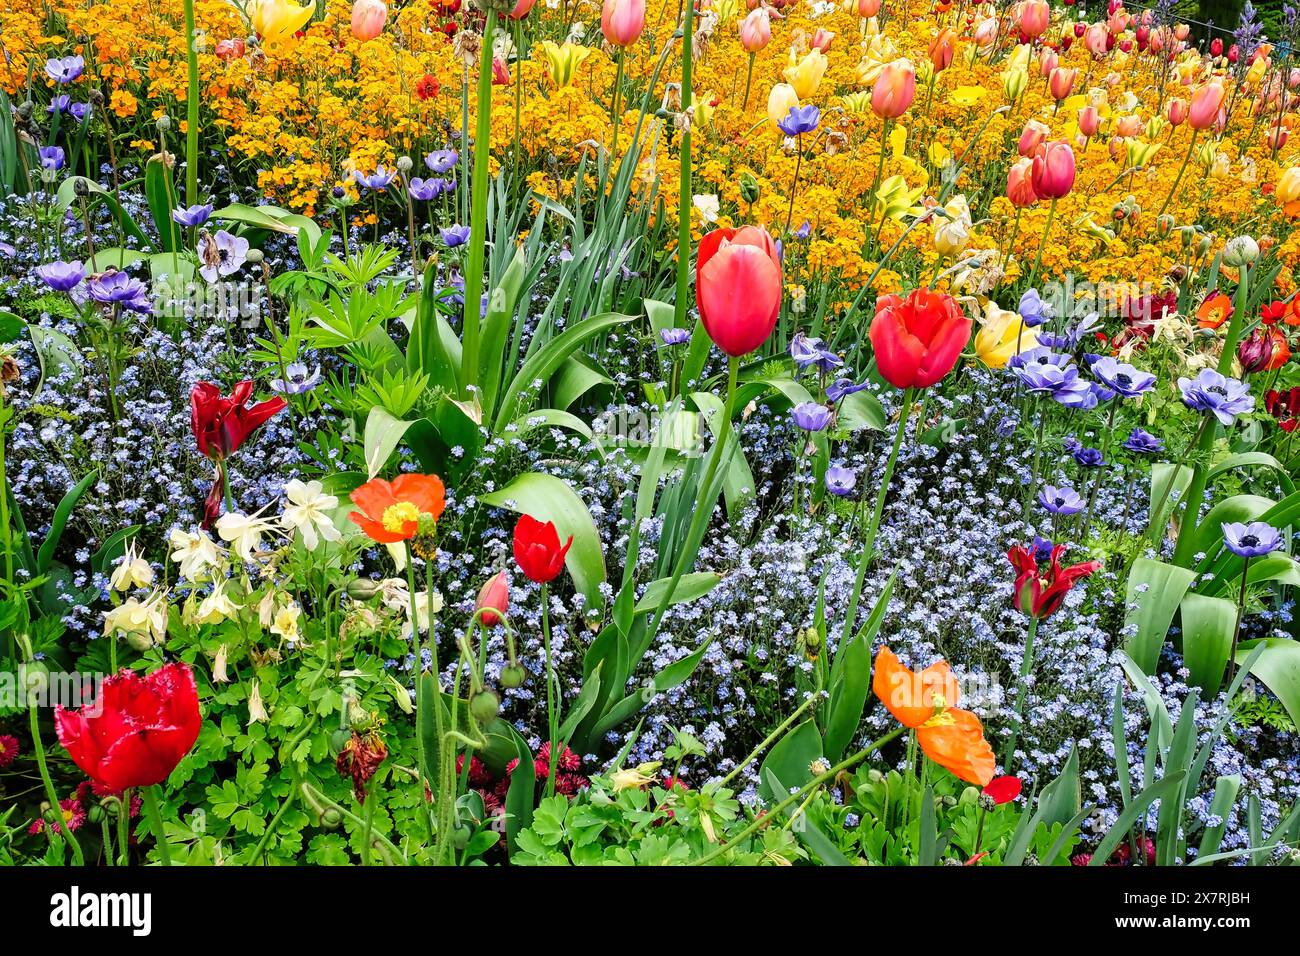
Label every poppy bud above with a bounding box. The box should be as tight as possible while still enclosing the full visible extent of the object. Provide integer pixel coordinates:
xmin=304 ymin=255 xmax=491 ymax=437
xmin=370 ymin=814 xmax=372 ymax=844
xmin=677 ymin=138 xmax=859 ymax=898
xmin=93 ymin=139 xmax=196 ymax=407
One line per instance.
xmin=500 ymin=663 xmax=526 ymax=688
xmin=470 ymin=689 xmax=500 ymax=724
xmin=1156 ymin=214 xmax=1174 ymax=238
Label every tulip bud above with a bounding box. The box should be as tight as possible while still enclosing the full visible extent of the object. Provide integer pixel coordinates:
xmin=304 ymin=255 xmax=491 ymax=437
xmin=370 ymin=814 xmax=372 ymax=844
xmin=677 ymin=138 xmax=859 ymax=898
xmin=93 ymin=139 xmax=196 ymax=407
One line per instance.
xmin=475 ymin=570 xmax=509 ymax=626
xmin=1238 ymin=328 xmax=1274 ymax=373
xmin=1002 ymin=67 xmax=1029 ymax=103
xmin=739 ymin=170 xmax=760 ymax=204
xmin=1222 ymin=235 xmax=1260 ymax=267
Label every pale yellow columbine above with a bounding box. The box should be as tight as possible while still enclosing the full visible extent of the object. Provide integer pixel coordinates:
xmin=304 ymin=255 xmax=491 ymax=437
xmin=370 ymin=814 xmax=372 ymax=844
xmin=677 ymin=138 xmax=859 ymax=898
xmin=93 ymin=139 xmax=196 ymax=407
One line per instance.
xmin=855 ymin=35 xmax=898 ymax=85
xmin=975 ymin=303 xmax=1038 ymax=369
xmin=192 ymin=579 xmax=242 ymax=626
xmin=401 ymin=589 xmax=445 ymax=640
xmin=874 ymin=175 xmax=925 ymax=222
xmin=215 ymin=506 xmax=278 ymax=563
xmin=610 ymin=761 xmax=661 ymax=791
xmin=783 ymin=49 xmax=827 ymax=99
xmin=539 ymin=41 xmax=589 ymax=87
xmin=281 ymin=478 xmax=341 ymax=552
xmin=247 ymin=0 xmax=314 ymax=49
xmin=103 ymin=591 xmax=169 ymax=648
xmin=212 ymin=644 xmax=230 ymax=684
xmin=109 ymin=540 xmax=154 ymax=593
xmin=767 ymin=82 xmax=800 ymax=131
xmin=169 ymin=528 xmax=225 ymax=582
xmin=247 ymin=679 xmax=269 ymax=726
xmin=270 ymin=602 xmax=302 ymax=643
xmin=932 ymin=194 xmax=972 ymax=256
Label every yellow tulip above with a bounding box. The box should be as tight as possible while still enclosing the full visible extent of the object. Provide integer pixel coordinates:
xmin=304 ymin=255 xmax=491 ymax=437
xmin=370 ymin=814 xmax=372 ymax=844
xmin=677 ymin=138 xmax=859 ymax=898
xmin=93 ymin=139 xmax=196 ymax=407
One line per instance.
xmin=855 ymin=35 xmax=898 ymax=85
xmin=712 ymin=0 xmax=741 ymax=25
xmin=783 ymin=50 xmax=828 ymax=99
xmin=1125 ymin=140 xmax=1161 ymax=168
xmin=539 ymin=41 xmax=590 ymax=87
xmin=695 ymin=90 xmax=716 ymax=129
xmin=1002 ymin=67 xmax=1028 ymax=102
xmin=1277 ymin=166 xmax=1300 ymax=204
xmin=247 ymin=0 xmax=314 ymax=48
xmin=841 ymin=90 xmax=873 ymax=114
xmin=975 ymin=303 xmax=1037 ymax=369
xmin=874 ymin=175 xmax=924 ymax=221
xmin=767 ymin=82 xmax=800 ymax=131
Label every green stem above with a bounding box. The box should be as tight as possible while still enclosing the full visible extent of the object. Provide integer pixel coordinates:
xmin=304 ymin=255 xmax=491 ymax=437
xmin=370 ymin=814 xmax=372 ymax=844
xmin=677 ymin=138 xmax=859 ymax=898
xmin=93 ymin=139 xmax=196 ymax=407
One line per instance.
xmin=742 ymin=51 xmax=755 ymax=110
xmin=860 ymin=386 xmax=916 ymax=562
xmin=1025 ymin=197 xmax=1058 ymax=289
xmin=29 ymin=693 xmax=84 ymax=864
xmin=1229 ymin=558 xmax=1250 ymax=682
xmin=542 ymin=581 xmax=557 ymax=798
xmin=673 ymin=0 xmax=695 ymax=330
xmin=718 ymin=690 xmax=823 ymax=790
xmin=182 ymin=0 xmax=200 ymax=206
xmin=459 ymin=10 xmax=497 ymax=394
xmin=1001 ymin=613 xmax=1040 ymax=769
xmin=691 ymin=726 xmax=903 ymax=864
xmin=141 ymin=784 xmax=172 ymax=865
xmin=1156 ymin=128 xmax=1197 ymax=221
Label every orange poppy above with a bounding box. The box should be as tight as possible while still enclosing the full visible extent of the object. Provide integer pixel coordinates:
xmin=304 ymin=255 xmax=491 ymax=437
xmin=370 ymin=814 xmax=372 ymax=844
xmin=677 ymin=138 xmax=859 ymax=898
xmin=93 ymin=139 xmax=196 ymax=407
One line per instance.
xmin=349 ymin=474 xmax=446 ymax=543
xmin=1196 ymin=292 xmax=1234 ymax=330
xmin=1266 ymin=327 xmax=1292 ymax=370
xmin=871 ymin=646 xmax=960 ymax=728
xmin=872 ymin=647 xmax=996 ymax=787
xmin=1288 ymin=298 xmax=1300 ymax=327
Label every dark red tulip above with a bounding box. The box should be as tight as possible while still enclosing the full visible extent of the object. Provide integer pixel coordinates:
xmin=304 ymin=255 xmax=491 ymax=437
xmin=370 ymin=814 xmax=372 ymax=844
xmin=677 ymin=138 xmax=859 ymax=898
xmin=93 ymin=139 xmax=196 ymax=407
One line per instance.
xmin=190 ymin=380 xmax=286 ymax=460
xmin=513 ymin=514 xmax=573 ymax=584
xmin=1007 ymin=544 xmax=1101 ymax=619
xmin=56 ymin=663 xmax=202 ymax=792
xmin=869 ymin=287 xmax=971 ymax=389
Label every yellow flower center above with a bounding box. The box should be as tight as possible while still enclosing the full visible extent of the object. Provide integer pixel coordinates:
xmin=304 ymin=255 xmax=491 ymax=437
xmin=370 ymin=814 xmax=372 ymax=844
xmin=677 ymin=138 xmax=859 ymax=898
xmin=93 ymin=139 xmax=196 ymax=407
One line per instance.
xmin=381 ymin=502 xmax=420 ymax=533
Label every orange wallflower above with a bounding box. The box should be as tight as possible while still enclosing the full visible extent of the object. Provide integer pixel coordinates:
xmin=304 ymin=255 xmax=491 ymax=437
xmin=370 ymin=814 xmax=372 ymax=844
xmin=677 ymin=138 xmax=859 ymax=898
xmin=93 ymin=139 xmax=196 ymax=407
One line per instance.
xmin=1196 ymin=292 xmax=1234 ymax=330
xmin=872 ymin=647 xmax=996 ymax=787
xmin=349 ymin=474 xmax=446 ymax=543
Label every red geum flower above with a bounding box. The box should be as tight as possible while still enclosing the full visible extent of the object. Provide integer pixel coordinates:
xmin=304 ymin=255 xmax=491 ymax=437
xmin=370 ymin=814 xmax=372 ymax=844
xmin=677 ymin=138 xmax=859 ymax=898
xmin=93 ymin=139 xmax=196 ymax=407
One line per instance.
xmin=55 ymin=663 xmax=202 ymax=792
xmin=512 ymin=514 xmax=572 ymax=584
xmin=869 ymin=287 xmax=972 ymax=389
xmin=414 ymin=73 xmax=440 ymax=99
xmin=1007 ymin=544 xmax=1102 ymax=619
xmin=982 ymin=775 xmax=1022 ymax=804
xmin=696 ymin=225 xmax=783 ymax=357
xmin=475 ymin=570 xmax=510 ymax=626
xmin=190 ymin=380 xmax=287 ymax=460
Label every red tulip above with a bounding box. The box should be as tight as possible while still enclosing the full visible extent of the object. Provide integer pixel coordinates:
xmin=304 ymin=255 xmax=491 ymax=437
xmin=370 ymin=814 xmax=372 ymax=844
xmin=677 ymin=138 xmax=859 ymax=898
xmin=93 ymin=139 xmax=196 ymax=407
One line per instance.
xmin=983 ymin=775 xmax=1023 ymax=804
xmin=1031 ymin=140 xmax=1076 ymax=199
xmin=1007 ymin=544 xmax=1101 ymax=619
xmin=869 ymin=287 xmax=972 ymax=390
xmin=190 ymin=380 xmax=286 ymax=460
xmin=476 ymin=570 xmax=510 ymax=626
xmin=513 ymin=514 xmax=573 ymax=584
xmin=56 ymin=663 xmax=202 ymax=792
xmin=696 ymin=226 xmax=782 ymax=357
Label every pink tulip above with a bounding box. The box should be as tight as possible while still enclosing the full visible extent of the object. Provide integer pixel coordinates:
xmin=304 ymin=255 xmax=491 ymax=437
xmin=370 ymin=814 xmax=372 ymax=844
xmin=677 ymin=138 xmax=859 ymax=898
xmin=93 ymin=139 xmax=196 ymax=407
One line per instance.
xmin=350 ymin=0 xmax=387 ymax=42
xmin=1115 ymin=114 xmax=1142 ymax=137
xmin=871 ymin=59 xmax=916 ymax=119
xmin=1167 ymin=97 xmax=1188 ymax=126
xmin=1085 ymin=22 xmax=1109 ymax=57
xmin=1270 ymin=126 xmax=1289 ymax=151
xmin=1031 ymin=140 xmax=1076 ymax=199
xmin=1078 ymin=105 xmax=1101 ymax=137
xmin=509 ymin=0 xmax=537 ymax=17
xmin=811 ymin=28 xmax=835 ymax=53
xmin=1107 ymin=135 xmax=1125 ymax=161
xmin=1017 ymin=0 xmax=1050 ymax=39
xmin=739 ymin=8 xmax=771 ymax=52
xmin=856 ymin=0 xmax=882 ymax=17
xmin=1188 ymin=81 xmax=1226 ymax=130
xmin=1018 ymin=120 xmax=1050 ymax=158
xmin=1039 ymin=49 xmax=1059 ymax=78
xmin=492 ymin=55 xmax=511 ymax=86
xmin=1049 ymin=67 xmax=1077 ymax=101
xmin=1007 ymin=158 xmax=1038 ymax=207
xmin=602 ymin=0 xmax=646 ymax=47
xmin=975 ymin=18 xmax=999 ymax=46
xmin=1288 ymin=68 xmax=1300 ymax=90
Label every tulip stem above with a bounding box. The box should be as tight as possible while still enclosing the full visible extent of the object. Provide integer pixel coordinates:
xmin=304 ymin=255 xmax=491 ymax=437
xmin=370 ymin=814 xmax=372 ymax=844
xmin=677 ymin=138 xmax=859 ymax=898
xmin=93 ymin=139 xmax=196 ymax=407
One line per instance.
xmin=690 ymin=726 xmax=903 ymax=865
xmin=182 ymin=0 xmax=200 ymax=206
xmin=141 ymin=784 xmax=172 ymax=866
xmin=1001 ymin=613 xmax=1039 ymax=771
xmin=1025 ymin=196 xmax=1057 ymax=290
xmin=1156 ymin=128 xmax=1197 ymax=222
xmin=28 ymin=692 xmax=84 ymax=864
xmin=610 ymin=49 xmax=625 ymax=155
xmin=742 ymin=51 xmax=755 ymax=110
xmin=542 ymin=580 xmax=558 ymax=799
xmin=859 ymin=386 xmax=915 ymax=563
xmin=673 ymin=0 xmax=695 ymax=331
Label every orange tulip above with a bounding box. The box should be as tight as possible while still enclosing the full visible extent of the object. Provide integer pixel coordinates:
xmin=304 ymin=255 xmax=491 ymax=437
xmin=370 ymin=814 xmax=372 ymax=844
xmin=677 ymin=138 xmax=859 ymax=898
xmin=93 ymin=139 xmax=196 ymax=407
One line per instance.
xmin=871 ymin=59 xmax=917 ymax=119
xmin=1006 ymin=157 xmax=1037 ymax=207
xmin=928 ymin=29 xmax=956 ymax=73
xmin=349 ymin=474 xmax=446 ymax=543
xmin=872 ymin=647 xmax=996 ymax=787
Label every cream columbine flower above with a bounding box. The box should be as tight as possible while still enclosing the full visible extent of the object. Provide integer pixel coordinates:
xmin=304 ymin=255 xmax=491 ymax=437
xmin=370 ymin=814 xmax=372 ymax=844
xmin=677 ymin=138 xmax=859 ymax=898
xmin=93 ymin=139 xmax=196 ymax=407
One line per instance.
xmin=692 ymin=194 xmax=720 ymax=224
xmin=215 ymin=506 xmax=278 ymax=563
xmin=193 ymin=579 xmax=242 ymax=626
xmin=169 ymin=528 xmax=225 ymax=581
xmin=109 ymin=541 xmax=154 ymax=592
xmin=401 ymin=589 xmax=445 ymax=640
xmin=247 ymin=679 xmax=268 ymax=725
xmin=610 ymin=761 xmax=661 ymax=791
xmin=103 ymin=591 xmax=169 ymax=647
xmin=212 ymin=644 xmax=230 ymax=684
xmin=270 ymin=602 xmax=302 ymax=643
xmin=281 ymin=478 xmax=341 ymax=552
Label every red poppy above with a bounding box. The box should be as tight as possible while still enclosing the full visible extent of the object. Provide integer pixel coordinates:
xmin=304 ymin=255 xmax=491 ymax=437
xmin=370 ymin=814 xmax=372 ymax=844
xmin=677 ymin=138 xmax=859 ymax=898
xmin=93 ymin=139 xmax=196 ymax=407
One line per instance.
xmin=1262 ymin=300 xmax=1290 ymax=325
xmin=349 ymin=474 xmax=446 ymax=543
xmin=414 ymin=73 xmax=440 ymax=100
xmin=55 ymin=663 xmax=202 ymax=792
xmin=512 ymin=514 xmax=573 ymax=584
xmin=869 ymin=287 xmax=972 ymax=389
xmin=190 ymin=380 xmax=287 ymax=460
xmin=696 ymin=226 xmax=783 ymax=357
xmin=982 ymin=775 xmax=1022 ymax=804
xmin=1007 ymin=544 xmax=1102 ymax=619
